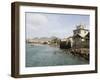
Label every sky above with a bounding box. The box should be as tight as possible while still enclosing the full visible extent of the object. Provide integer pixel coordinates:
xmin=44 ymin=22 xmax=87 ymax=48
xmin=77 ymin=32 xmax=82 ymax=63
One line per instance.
xmin=25 ymin=12 xmax=89 ymax=39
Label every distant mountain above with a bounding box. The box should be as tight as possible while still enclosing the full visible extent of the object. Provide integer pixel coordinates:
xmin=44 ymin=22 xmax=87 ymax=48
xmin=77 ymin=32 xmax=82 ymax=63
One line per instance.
xmin=27 ymin=37 xmax=61 ymax=42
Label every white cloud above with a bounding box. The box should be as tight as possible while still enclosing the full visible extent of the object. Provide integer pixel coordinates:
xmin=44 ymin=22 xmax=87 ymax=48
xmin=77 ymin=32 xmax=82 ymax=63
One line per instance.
xmin=26 ymin=13 xmax=49 ymax=38
xmin=26 ymin=13 xmax=48 ymax=27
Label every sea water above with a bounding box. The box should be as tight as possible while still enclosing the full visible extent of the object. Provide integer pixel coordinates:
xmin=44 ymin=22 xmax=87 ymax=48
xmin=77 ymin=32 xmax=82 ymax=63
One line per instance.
xmin=26 ymin=43 xmax=89 ymax=67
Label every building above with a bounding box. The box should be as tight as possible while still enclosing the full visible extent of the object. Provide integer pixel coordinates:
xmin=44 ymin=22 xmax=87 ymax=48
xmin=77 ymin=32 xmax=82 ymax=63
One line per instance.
xmin=73 ymin=24 xmax=89 ymax=38
xmin=73 ymin=24 xmax=89 ymax=48
xmin=67 ymin=37 xmax=73 ymax=47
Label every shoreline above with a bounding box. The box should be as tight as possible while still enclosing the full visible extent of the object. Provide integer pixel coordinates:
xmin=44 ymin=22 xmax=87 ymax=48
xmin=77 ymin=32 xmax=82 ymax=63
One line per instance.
xmin=27 ymin=43 xmax=89 ymax=60
xmin=70 ymin=48 xmax=89 ymax=60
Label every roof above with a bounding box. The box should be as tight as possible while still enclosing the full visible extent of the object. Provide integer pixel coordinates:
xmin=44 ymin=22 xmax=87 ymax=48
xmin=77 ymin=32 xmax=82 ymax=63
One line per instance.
xmin=73 ymin=29 xmax=89 ymax=32
xmin=84 ymin=32 xmax=90 ymax=40
xmin=85 ymin=32 xmax=90 ymax=37
xmin=73 ymin=34 xmax=84 ymax=39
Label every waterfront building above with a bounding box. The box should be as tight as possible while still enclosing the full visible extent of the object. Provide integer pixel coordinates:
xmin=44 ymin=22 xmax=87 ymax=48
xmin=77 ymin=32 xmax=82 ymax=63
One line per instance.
xmin=73 ymin=24 xmax=89 ymax=48
xmin=73 ymin=24 xmax=88 ymax=37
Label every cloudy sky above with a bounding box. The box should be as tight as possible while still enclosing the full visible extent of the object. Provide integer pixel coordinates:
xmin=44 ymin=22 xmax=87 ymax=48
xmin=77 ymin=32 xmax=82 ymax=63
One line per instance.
xmin=25 ymin=12 xmax=89 ymax=39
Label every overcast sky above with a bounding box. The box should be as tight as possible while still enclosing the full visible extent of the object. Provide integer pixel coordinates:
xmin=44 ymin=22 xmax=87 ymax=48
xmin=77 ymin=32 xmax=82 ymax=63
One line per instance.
xmin=25 ymin=12 xmax=89 ymax=39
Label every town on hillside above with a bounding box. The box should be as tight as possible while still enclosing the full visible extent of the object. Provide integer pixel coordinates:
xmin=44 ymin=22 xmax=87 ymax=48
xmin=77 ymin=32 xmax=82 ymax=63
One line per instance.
xmin=26 ymin=24 xmax=89 ymax=60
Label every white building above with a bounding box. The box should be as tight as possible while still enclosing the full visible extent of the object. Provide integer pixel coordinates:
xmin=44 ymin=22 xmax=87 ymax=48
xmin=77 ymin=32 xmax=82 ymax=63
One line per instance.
xmin=73 ymin=24 xmax=89 ymax=38
xmin=73 ymin=24 xmax=89 ymax=48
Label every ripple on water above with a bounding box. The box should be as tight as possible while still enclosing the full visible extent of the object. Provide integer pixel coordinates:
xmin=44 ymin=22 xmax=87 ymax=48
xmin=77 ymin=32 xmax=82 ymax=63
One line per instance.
xmin=26 ymin=44 xmax=89 ymax=67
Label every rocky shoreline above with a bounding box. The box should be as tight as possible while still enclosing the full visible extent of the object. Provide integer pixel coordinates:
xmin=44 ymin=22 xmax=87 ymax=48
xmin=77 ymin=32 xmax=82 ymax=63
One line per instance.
xmin=70 ymin=48 xmax=89 ymax=60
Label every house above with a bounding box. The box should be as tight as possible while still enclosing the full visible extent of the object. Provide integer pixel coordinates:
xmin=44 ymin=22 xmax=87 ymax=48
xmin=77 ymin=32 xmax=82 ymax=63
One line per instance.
xmin=73 ymin=24 xmax=89 ymax=37
xmin=73 ymin=24 xmax=89 ymax=48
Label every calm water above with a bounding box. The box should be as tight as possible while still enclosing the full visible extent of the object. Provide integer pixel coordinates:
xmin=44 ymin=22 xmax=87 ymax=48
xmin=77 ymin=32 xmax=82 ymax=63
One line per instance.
xmin=26 ymin=43 xmax=89 ymax=67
